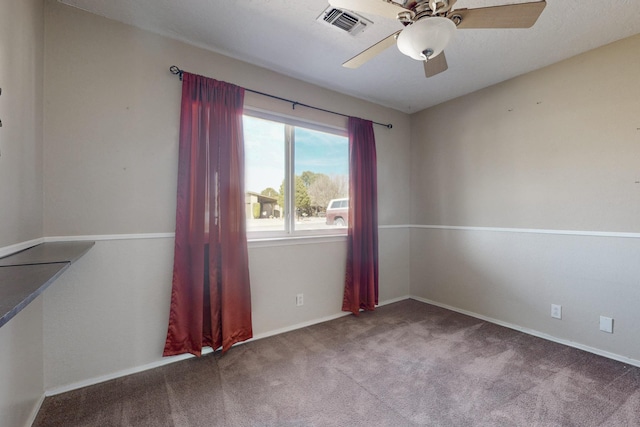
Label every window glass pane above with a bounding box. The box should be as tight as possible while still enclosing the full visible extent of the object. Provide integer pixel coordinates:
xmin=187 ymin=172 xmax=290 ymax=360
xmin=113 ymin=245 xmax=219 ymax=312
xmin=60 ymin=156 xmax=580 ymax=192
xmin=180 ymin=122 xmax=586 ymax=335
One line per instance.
xmin=243 ymin=116 xmax=285 ymax=233
xmin=294 ymin=127 xmax=349 ymax=230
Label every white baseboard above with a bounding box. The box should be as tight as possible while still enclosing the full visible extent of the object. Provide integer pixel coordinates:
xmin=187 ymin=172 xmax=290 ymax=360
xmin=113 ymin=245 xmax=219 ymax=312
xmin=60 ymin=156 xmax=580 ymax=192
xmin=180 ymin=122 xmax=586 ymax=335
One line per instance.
xmin=38 ymin=292 xmax=640 ymax=397
xmin=45 ymin=295 xmax=409 ymax=397
xmin=410 ymin=295 xmax=640 ymax=369
xmin=377 ymin=295 xmax=411 ymax=307
xmin=250 ymin=295 xmax=410 ymax=341
xmin=44 ymin=294 xmax=640 ymax=399
xmin=45 ymin=350 xmax=210 ymax=397
xmin=26 ymin=392 xmax=45 ymax=427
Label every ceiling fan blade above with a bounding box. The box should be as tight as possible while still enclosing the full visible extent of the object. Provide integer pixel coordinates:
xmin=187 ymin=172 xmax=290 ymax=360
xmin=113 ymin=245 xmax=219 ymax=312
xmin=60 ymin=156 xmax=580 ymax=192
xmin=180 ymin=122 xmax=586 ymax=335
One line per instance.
xmin=453 ymin=1 xmax=546 ymax=29
xmin=424 ymin=51 xmax=448 ymax=78
xmin=328 ymin=0 xmax=408 ymax=20
xmin=343 ymin=31 xmax=401 ymax=69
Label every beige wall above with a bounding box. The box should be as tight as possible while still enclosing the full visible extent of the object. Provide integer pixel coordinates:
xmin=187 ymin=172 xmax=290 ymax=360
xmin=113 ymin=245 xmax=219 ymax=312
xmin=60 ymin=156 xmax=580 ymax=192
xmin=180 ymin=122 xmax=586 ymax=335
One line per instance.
xmin=0 ymin=0 xmax=44 ymax=247
xmin=411 ymin=35 xmax=640 ymax=231
xmin=410 ymin=34 xmax=640 ymax=361
xmin=42 ymin=1 xmax=410 ymax=237
xmin=42 ymin=0 xmax=411 ymax=391
xmin=0 ymin=0 xmax=45 ymax=426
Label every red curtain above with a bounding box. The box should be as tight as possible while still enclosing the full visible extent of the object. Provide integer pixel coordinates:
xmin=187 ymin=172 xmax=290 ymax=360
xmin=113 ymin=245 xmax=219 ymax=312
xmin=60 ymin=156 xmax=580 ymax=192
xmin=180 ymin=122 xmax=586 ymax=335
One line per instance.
xmin=164 ymin=72 xmax=252 ymax=357
xmin=342 ymin=117 xmax=379 ymax=315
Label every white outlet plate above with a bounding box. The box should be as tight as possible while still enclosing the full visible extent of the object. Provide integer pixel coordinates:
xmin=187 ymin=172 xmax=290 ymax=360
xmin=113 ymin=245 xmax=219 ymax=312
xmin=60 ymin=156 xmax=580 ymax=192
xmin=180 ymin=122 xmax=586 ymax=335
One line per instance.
xmin=551 ymin=304 xmax=562 ymax=319
xmin=600 ymin=316 xmax=614 ymax=333
xmin=296 ymin=293 xmax=304 ymax=306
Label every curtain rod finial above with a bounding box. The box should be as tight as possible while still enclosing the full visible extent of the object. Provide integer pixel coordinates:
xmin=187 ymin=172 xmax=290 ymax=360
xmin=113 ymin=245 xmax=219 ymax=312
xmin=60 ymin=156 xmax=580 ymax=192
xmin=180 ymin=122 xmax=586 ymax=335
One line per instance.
xmin=169 ymin=65 xmax=183 ymax=80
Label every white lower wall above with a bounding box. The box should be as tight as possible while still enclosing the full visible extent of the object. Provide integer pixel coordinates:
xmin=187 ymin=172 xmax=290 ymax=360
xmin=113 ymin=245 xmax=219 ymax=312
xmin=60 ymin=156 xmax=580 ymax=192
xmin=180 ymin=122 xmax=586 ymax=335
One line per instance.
xmin=42 ymin=227 xmax=410 ymax=393
xmin=32 ymin=223 xmax=640 ymax=397
xmin=0 ymin=300 xmax=44 ymax=427
xmin=379 ymin=227 xmax=411 ymax=303
xmin=42 ymin=237 xmax=174 ymax=391
xmin=410 ymin=226 xmax=640 ymax=363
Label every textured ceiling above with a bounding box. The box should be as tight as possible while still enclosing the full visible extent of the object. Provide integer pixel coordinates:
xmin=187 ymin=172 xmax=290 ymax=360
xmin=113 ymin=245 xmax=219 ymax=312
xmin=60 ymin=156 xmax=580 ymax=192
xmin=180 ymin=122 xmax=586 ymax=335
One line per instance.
xmin=58 ymin=0 xmax=640 ymax=113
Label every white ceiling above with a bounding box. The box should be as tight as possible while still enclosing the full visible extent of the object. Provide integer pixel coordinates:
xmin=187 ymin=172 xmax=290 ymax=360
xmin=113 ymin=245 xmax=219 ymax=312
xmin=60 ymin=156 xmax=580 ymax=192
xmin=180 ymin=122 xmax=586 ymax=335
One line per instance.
xmin=58 ymin=0 xmax=640 ymax=113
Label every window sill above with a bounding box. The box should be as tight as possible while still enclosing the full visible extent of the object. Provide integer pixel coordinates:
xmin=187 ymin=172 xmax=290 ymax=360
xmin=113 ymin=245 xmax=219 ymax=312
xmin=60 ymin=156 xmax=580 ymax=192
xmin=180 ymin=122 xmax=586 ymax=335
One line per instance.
xmin=248 ymin=233 xmax=347 ymax=248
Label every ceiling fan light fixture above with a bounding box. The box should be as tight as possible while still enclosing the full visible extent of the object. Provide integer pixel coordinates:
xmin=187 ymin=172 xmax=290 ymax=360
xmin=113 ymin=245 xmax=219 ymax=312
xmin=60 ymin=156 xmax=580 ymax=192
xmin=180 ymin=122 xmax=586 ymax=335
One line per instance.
xmin=396 ymin=17 xmax=456 ymax=61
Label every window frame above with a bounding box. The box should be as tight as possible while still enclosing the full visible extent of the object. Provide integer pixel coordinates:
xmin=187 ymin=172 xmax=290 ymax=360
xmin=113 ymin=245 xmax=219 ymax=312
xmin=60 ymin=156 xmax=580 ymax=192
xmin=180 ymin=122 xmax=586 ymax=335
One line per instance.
xmin=243 ymin=107 xmax=349 ymax=240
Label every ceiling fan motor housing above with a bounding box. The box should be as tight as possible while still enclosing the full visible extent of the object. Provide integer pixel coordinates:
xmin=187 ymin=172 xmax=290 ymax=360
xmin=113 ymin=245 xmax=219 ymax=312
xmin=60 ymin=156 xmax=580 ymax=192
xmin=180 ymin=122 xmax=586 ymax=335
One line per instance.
xmin=396 ymin=16 xmax=457 ymax=60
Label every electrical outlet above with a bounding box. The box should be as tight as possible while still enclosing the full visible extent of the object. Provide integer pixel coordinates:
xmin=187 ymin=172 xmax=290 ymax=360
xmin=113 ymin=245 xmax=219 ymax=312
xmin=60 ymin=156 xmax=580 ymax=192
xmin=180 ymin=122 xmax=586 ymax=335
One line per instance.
xmin=551 ymin=304 xmax=562 ymax=319
xmin=600 ymin=316 xmax=614 ymax=333
xmin=296 ymin=293 xmax=304 ymax=307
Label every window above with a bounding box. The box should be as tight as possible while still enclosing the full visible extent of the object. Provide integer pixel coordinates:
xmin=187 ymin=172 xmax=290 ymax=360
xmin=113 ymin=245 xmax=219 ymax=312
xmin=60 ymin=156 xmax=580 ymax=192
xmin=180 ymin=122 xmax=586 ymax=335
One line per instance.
xmin=243 ymin=110 xmax=349 ymax=238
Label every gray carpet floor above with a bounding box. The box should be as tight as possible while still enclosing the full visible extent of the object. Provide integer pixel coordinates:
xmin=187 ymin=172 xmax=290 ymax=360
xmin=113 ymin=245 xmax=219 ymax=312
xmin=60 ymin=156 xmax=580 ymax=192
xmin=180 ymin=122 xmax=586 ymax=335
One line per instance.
xmin=33 ymin=299 xmax=640 ymax=426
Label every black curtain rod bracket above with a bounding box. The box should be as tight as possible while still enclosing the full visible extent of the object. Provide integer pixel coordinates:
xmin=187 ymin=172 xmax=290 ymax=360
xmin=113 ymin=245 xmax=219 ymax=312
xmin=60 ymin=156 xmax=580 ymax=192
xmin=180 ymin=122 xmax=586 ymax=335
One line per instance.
xmin=169 ymin=66 xmax=392 ymax=129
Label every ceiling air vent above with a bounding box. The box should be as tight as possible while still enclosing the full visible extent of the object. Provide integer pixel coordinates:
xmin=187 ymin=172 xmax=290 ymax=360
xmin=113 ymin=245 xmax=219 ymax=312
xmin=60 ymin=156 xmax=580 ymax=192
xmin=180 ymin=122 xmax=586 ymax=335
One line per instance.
xmin=317 ymin=6 xmax=372 ymax=35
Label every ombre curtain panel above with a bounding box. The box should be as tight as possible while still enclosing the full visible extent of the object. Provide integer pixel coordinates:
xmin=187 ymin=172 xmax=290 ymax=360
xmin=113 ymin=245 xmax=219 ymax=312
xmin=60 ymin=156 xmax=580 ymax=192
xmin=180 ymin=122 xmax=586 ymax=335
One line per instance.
xmin=343 ymin=117 xmax=379 ymax=315
xmin=164 ymin=72 xmax=252 ymax=357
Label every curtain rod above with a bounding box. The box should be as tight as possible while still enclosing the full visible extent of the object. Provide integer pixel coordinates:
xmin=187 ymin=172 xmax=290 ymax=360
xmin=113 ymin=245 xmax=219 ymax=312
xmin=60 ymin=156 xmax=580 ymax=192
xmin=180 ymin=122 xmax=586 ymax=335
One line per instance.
xmin=169 ymin=66 xmax=392 ymax=129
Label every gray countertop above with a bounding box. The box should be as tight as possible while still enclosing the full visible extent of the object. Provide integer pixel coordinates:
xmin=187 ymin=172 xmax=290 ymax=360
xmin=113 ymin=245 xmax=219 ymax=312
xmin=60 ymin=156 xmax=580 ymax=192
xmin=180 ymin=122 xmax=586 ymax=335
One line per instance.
xmin=0 ymin=241 xmax=95 ymax=328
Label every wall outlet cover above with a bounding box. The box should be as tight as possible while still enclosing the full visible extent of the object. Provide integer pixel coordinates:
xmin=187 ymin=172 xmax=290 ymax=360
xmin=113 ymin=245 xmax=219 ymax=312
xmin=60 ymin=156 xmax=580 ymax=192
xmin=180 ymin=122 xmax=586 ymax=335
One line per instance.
xmin=599 ymin=316 xmax=614 ymax=333
xmin=551 ymin=304 xmax=562 ymax=319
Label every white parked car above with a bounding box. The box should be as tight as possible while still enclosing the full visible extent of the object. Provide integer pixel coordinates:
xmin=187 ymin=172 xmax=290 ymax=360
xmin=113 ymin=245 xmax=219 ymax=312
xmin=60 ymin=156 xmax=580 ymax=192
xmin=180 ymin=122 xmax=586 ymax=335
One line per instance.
xmin=325 ymin=198 xmax=348 ymax=226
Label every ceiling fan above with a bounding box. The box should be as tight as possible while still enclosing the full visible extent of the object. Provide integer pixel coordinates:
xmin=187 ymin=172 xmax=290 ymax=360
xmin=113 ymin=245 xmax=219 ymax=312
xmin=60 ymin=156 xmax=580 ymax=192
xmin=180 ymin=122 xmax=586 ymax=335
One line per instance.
xmin=329 ymin=0 xmax=547 ymax=77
